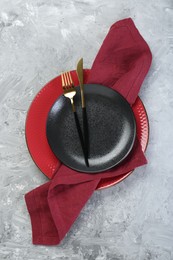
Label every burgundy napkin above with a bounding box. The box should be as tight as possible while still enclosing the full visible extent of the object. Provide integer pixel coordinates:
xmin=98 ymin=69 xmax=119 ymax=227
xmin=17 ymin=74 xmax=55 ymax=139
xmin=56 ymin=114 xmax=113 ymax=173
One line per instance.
xmin=25 ymin=18 xmax=152 ymax=245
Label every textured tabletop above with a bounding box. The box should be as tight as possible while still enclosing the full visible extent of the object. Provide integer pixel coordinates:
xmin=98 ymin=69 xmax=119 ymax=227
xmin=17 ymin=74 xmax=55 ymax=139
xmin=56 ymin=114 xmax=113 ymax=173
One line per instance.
xmin=0 ymin=0 xmax=173 ymax=259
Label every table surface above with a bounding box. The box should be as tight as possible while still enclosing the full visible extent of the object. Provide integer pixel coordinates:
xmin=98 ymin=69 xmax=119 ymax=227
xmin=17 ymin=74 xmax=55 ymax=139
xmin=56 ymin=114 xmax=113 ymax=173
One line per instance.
xmin=0 ymin=0 xmax=173 ymax=259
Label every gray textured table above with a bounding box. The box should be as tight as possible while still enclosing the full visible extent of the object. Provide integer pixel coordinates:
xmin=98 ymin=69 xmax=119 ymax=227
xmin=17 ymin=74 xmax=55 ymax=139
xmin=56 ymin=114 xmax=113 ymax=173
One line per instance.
xmin=0 ymin=0 xmax=173 ymax=259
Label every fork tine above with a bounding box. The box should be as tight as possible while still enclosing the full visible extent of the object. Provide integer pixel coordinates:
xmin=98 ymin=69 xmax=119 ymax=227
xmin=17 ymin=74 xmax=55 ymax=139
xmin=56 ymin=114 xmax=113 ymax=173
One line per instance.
xmin=65 ymin=72 xmax=71 ymax=86
xmin=63 ymin=72 xmax=68 ymax=87
xmin=61 ymin=71 xmax=74 ymax=88
xmin=68 ymin=72 xmax=73 ymax=85
xmin=61 ymin=73 xmax=65 ymax=87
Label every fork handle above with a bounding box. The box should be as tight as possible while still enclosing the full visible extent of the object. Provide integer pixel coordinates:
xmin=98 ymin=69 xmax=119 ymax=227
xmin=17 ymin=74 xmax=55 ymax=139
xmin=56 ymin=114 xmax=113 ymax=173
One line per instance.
xmin=70 ymin=98 xmax=76 ymax=112
xmin=73 ymin=111 xmax=89 ymax=167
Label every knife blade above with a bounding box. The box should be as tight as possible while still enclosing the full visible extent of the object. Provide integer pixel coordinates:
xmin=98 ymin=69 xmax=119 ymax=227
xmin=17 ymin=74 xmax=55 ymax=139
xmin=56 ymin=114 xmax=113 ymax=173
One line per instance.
xmin=77 ymin=58 xmax=85 ymax=108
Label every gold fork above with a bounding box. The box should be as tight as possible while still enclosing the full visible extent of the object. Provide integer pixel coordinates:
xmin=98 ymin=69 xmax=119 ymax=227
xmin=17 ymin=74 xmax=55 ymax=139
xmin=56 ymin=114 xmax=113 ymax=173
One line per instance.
xmin=61 ymin=72 xmax=76 ymax=112
xmin=61 ymin=72 xmax=89 ymax=167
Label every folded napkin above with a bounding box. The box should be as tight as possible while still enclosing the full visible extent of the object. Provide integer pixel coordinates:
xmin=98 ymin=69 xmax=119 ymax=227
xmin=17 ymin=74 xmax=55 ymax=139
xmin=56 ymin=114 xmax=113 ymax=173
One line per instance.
xmin=25 ymin=18 xmax=152 ymax=245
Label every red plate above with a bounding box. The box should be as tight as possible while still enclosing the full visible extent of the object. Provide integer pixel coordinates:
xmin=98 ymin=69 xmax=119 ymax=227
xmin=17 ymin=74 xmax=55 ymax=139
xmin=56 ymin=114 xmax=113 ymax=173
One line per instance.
xmin=25 ymin=69 xmax=149 ymax=190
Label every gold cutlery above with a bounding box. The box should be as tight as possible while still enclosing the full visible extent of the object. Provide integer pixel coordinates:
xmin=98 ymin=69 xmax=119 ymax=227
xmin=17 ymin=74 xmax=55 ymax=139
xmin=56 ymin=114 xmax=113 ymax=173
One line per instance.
xmin=61 ymin=72 xmax=76 ymax=112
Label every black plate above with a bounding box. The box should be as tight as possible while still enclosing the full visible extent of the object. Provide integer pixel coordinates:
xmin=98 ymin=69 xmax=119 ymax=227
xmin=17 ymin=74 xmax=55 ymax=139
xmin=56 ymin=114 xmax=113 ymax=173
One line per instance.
xmin=46 ymin=84 xmax=136 ymax=173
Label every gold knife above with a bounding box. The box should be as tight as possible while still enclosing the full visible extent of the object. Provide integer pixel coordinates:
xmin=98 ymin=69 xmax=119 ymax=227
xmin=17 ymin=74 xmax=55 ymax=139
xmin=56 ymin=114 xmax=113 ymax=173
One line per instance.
xmin=77 ymin=58 xmax=85 ymax=108
xmin=76 ymin=58 xmax=89 ymax=166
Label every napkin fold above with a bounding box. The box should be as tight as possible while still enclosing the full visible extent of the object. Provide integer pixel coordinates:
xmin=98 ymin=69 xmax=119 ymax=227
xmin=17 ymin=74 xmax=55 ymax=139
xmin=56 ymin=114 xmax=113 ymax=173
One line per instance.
xmin=25 ymin=18 xmax=152 ymax=245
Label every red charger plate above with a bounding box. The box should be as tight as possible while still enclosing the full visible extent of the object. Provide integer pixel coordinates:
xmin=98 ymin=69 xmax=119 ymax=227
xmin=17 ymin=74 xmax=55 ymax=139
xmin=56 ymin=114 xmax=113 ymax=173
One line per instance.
xmin=25 ymin=69 xmax=149 ymax=190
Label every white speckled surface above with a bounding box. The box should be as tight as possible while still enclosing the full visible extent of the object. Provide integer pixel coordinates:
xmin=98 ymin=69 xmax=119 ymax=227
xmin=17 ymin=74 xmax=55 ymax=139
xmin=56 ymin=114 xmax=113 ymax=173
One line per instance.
xmin=0 ymin=0 xmax=173 ymax=259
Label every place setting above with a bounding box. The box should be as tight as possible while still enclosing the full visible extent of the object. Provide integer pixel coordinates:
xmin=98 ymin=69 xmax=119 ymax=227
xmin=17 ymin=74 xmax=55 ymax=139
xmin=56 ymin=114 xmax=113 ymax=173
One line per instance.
xmin=25 ymin=65 xmax=149 ymax=189
xmin=25 ymin=18 xmax=152 ymax=245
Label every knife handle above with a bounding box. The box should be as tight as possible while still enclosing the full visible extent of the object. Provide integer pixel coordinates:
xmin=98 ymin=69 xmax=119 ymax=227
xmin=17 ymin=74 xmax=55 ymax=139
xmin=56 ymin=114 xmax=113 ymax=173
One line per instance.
xmin=74 ymin=111 xmax=89 ymax=167
xmin=82 ymin=107 xmax=89 ymax=158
